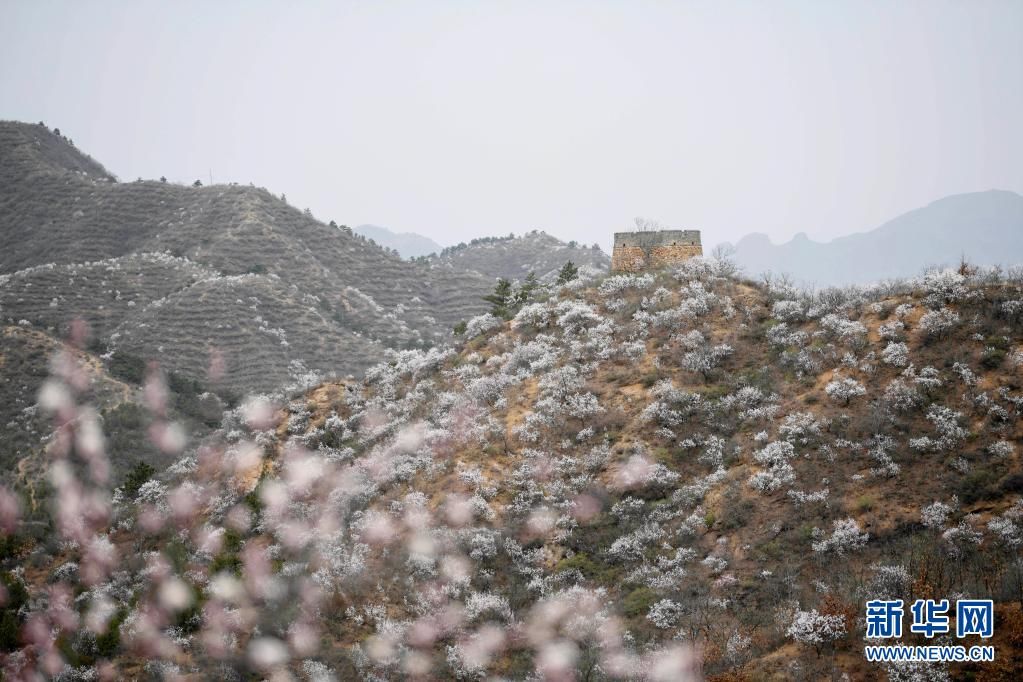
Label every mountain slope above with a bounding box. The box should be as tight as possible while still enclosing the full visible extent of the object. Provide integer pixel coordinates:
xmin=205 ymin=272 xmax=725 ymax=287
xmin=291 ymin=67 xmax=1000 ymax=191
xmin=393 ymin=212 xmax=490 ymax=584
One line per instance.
xmin=0 ymin=120 xmax=114 ymax=181
xmin=727 ymin=190 xmax=1023 ymax=286
xmin=427 ymin=229 xmax=610 ymax=281
xmin=3 ymin=260 xmax=1020 ymax=679
xmin=354 ymin=224 xmax=442 ymax=259
xmin=0 ymin=323 xmax=230 ymax=500
xmin=0 ymin=121 xmax=494 ymax=392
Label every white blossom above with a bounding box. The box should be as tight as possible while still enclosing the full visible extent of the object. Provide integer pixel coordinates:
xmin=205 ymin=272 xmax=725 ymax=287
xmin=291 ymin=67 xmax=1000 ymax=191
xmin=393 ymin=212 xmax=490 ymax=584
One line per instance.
xmin=786 ymin=609 xmax=846 ymax=649
xmin=812 ymin=518 xmax=868 ymax=556
xmin=824 ymin=376 xmax=866 ymax=405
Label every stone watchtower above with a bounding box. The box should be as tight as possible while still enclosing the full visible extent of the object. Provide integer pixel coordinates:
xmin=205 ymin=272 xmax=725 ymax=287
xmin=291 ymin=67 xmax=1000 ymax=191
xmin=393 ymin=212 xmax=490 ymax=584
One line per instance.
xmin=610 ymin=229 xmax=703 ymax=273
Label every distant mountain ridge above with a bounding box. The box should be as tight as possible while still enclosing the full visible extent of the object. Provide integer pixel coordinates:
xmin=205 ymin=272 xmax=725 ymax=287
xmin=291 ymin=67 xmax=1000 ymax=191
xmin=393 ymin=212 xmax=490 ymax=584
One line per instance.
xmin=354 ymin=224 xmax=442 ymax=259
xmin=351 ymin=225 xmax=611 ymax=281
xmin=725 ymin=190 xmax=1023 ymax=286
xmin=426 ymin=230 xmax=610 ymax=282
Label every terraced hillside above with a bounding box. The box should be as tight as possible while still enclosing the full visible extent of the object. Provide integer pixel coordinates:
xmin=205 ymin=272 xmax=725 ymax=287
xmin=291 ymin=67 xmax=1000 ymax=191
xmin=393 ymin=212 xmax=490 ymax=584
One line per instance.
xmin=3 ymin=258 xmax=1021 ymax=679
xmin=0 ymin=120 xmax=495 ymax=392
xmin=0 ymin=323 xmax=227 ymax=500
xmin=0 ymin=254 xmax=396 ymax=394
xmin=426 ymin=229 xmax=610 ymax=282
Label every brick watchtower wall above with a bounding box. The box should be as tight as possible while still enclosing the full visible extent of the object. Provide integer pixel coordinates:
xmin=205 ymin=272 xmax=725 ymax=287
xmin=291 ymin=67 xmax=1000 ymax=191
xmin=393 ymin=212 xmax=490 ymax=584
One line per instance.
xmin=610 ymin=230 xmax=703 ymax=273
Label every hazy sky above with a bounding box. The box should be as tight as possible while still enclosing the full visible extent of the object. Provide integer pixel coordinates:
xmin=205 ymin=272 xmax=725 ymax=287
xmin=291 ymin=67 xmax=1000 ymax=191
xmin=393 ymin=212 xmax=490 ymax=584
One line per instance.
xmin=2 ymin=1 xmax=1021 ymax=251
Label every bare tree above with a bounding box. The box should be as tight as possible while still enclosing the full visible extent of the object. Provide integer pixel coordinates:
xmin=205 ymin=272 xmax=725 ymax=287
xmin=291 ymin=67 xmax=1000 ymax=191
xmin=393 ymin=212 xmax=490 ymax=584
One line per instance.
xmin=634 ymin=216 xmax=665 ymax=232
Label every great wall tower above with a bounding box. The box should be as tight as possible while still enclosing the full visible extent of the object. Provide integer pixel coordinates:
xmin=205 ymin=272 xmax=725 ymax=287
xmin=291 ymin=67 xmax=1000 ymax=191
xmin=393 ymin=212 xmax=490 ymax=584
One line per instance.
xmin=610 ymin=229 xmax=703 ymax=273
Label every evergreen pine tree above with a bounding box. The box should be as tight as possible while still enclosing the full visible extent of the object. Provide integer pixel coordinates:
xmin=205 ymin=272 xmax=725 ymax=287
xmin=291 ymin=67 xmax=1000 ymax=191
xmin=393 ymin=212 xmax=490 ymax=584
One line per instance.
xmin=557 ymin=261 xmax=579 ymax=285
xmin=512 ymin=271 xmax=539 ymax=310
xmin=483 ymin=279 xmax=514 ymax=318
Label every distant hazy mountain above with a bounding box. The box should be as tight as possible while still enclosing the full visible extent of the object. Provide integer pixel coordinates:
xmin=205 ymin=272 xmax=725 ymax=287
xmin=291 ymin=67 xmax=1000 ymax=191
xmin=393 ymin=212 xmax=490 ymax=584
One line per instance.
xmin=724 ymin=190 xmax=1023 ymax=286
xmin=427 ymin=230 xmax=610 ymax=282
xmin=355 ymin=224 xmax=443 ymax=259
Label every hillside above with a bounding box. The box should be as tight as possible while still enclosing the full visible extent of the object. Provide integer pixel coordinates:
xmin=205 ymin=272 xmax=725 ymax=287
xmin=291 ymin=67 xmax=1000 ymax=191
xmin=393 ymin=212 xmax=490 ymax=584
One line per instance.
xmin=426 ymin=229 xmax=610 ymax=282
xmin=354 ymin=224 xmax=443 ymax=259
xmin=726 ymin=190 xmax=1023 ymax=286
xmin=0 ymin=322 xmax=232 ymax=505
xmin=0 ymin=121 xmax=496 ymax=392
xmin=2 ymin=258 xmax=1021 ymax=679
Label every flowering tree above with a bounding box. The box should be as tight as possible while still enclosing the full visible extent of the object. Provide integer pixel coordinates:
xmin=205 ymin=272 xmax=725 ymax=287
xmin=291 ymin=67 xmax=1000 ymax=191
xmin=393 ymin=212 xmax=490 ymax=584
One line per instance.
xmin=881 ymin=341 xmax=910 ymax=367
xmin=787 ymin=609 xmax=846 ymax=656
xmin=824 ymin=376 xmax=866 ymax=405
xmin=918 ymin=308 xmax=960 ymax=340
xmin=812 ymin=518 xmax=869 ymax=556
xmin=921 ymin=500 xmax=956 ymax=530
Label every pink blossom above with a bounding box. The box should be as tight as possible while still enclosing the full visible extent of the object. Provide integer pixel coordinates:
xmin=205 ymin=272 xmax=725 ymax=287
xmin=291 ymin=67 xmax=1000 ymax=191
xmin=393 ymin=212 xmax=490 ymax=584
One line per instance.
xmin=144 ymin=368 xmax=169 ymax=415
xmin=613 ymin=454 xmax=655 ymax=490
xmin=363 ymin=513 xmax=397 ymax=546
xmin=242 ymin=396 xmax=279 ymax=430
xmin=207 ymin=347 xmax=226 ymax=382
xmin=248 ymin=636 xmax=289 ymax=668
xmin=646 ymin=643 xmax=701 ymax=681
xmin=570 ymin=493 xmax=601 ymax=523
xmin=0 ymin=486 xmax=21 ymax=534
xmin=149 ymin=420 xmax=187 ymax=454
xmin=537 ymin=639 xmax=579 ymax=682
xmin=444 ymin=494 xmax=473 ymax=527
